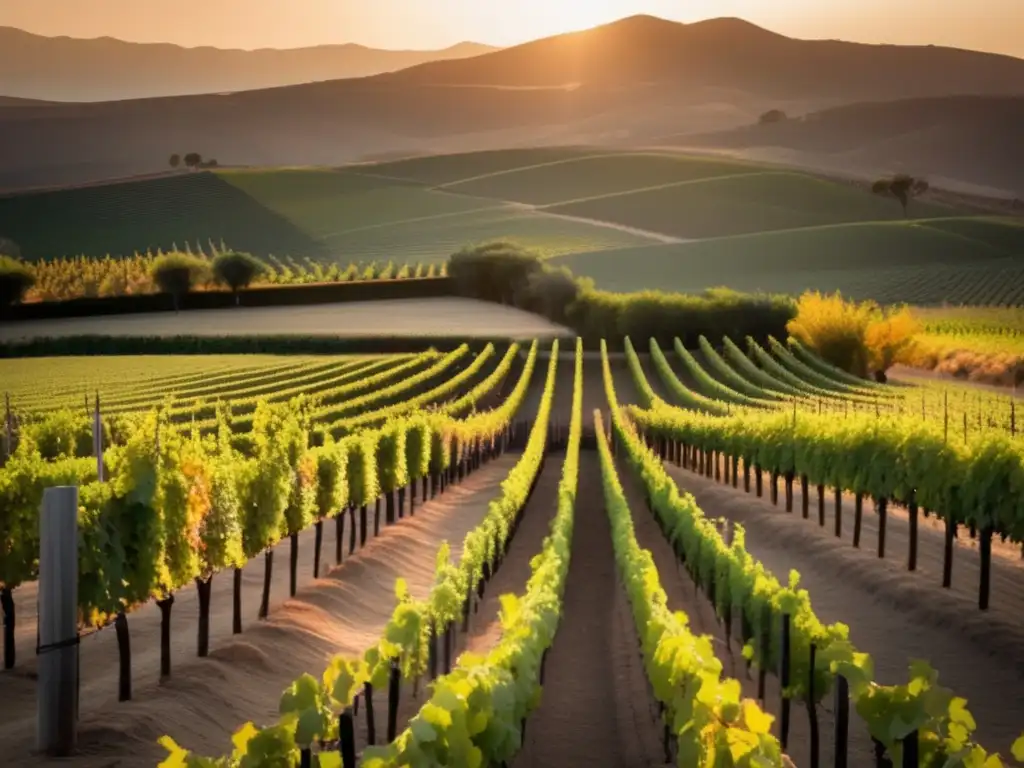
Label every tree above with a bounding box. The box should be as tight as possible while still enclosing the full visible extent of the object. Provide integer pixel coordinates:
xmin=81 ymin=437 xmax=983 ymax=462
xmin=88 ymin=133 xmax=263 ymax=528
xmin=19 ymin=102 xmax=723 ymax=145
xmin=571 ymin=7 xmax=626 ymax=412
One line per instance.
xmin=151 ymin=253 xmax=209 ymax=311
xmin=169 ymin=154 xmax=181 ymax=169
xmin=212 ymin=251 xmax=266 ymax=304
xmin=447 ymin=240 xmax=543 ymax=305
xmin=0 ymin=255 xmax=35 ymax=306
xmin=872 ymin=174 xmax=929 ymax=217
xmin=758 ymin=109 xmax=787 ymax=125
xmin=513 ymin=266 xmax=581 ymax=325
xmin=864 ymin=306 xmax=919 ymax=382
xmin=183 ymin=152 xmax=203 ymax=170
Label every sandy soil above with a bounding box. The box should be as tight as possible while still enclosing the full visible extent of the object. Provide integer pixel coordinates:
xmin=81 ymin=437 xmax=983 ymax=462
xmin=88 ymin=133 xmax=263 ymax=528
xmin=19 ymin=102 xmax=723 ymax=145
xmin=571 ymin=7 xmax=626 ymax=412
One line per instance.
xmin=514 ymin=451 xmax=665 ymax=768
xmin=663 ymin=461 xmax=1024 ymax=754
xmin=458 ymin=452 xmax=563 ymax=657
xmin=0 ymin=298 xmax=571 ymax=343
xmin=0 ymin=453 xmax=519 ymax=766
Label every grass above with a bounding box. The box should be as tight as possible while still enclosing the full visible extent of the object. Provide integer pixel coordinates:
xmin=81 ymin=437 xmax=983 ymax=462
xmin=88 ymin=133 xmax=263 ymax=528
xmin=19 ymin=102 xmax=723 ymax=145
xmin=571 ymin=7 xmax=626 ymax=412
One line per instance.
xmin=360 ymin=146 xmax=596 ymax=186
xmin=550 ymin=221 xmax=1024 ymax=304
xmin=547 ymin=172 xmax=958 ymax=239
xmin=440 ymin=152 xmax=762 ymax=206
xmin=326 ymin=205 xmax=655 ymax=262
xmin=0 ymin=165 xmax=653 ymax=264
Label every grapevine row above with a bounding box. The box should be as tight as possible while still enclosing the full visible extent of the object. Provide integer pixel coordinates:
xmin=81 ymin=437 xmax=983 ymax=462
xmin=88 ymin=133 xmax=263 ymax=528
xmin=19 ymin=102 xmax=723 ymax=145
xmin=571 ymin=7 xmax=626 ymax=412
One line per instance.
xmin=363 ymin=338 xmax=582 ymax=766
xmin=593 ymin=406 xmax=785 ymax=766
xmin=671 ymin=337 xmax=767 ymax=408
xmin=646 ymin=337 xmax=730 ymax=414
xmin=156 ymin=339 xmax=565 ymax=766
xmin=0 ymin=348 xmax=540 ymax=679
xmin=600 ymin=341 xmax=1023 ymax=766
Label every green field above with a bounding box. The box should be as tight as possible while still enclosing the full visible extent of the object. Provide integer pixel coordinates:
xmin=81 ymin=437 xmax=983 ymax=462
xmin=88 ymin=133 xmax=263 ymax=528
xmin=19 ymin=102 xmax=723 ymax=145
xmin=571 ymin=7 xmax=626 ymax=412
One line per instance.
xmin=550 ymin=220 xmax=1024 ymax=303
xmin=2 ymin=147 xmax=1023 ymax=306
xmin=0 ymin=163 xmax=655 ymax=263
xmin=547 ymin=171 xmax=958 ymax=239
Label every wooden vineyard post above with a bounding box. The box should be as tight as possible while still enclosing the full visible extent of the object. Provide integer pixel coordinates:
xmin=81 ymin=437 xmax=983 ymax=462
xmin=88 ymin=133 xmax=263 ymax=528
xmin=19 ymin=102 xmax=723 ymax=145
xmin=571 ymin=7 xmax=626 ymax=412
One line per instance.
xmin=757 ymin=603 xmax=770 ymax=703
xmin=779 ymin=613 xmax=792 ymax=750
xmin=876 ymin=497 xmax=888 ymax=558
xmin=258 ymin=550 xmax=274 ymax=620
xmin=852 ymin=495 xmax=863 ymax=549
xmin=833 ymin=675 xmax=850 ymax=768
xmin=386 ymin=660 xmax=400 ymax=742
xmin=834 ymin=488 xmax=842 ymax=538
xmin=907 ymin=491 xmax=918 ymax=572
xmin=979 ymin=525 xmax=993 ymax=610
xmin=232 ymin=567 xmax=243 ymax=634
xmin=313 ymin=520 xmax=323 ymax=578
xmin=1 ymin=583 xmax=13 ymax=670
xmin=806 ymin=643 xmax=820 ymax=768
xmin=339 ymin=708 xmax=357 ymax=768
xmin=942 ymin=516 xmax=955 ymax=588
xmin=37 ymin=486 xmax=79 ymax=756
xmin=902 ymin=730 xmax=919 ymax=767
xmin=363 ymin=680 xmax=376 ymax=745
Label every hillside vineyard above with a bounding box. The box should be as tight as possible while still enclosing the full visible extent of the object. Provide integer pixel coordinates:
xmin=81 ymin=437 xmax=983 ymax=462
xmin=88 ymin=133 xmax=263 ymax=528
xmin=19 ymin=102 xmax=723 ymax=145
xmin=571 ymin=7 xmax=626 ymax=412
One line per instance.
xmin=3 ymin=150 xmax=1022 ymax=309
xmin=1 ymin=339 xmax=1023 ymax=767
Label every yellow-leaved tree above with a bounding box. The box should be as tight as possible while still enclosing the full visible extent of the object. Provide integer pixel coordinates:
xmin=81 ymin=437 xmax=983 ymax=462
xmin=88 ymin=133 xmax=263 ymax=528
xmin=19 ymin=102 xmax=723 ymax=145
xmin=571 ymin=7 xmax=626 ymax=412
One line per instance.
xmin=787 ymin=291 xmax=919 ymax=381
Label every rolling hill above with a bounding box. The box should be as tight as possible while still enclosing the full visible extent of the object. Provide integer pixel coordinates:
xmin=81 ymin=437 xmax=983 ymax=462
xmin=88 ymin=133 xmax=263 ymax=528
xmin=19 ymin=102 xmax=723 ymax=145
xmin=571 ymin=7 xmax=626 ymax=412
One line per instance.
xmin=663 ymin=95 xmax=1024 ymax=197
xmin=4 ymin=147 xmax=1022 ymax=306
xmin=379 ymin=15 xmax=1024 ymax=100
xmin=0 ymin=25 xmax=497 ymax=102
xmin=2 ymin=14 xmax=1023 ymax=191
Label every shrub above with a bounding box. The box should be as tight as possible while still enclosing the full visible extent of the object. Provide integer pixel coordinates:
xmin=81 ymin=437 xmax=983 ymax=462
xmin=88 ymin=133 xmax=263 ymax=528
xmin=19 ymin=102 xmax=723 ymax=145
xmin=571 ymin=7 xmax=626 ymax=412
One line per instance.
xmin=445 ymin=243 xmax=796 ymax=347
xmin=0 ymin=255 xmax=35 ymax=306
xmin=151 ymin=252 xmax=210 ymax=311
xmin=212 ymin=251 xmax=266 ymax=303
xmin=513 ymin=266 xmax=582 ymax=324
xmin=448 ymin=240 xmax=543 ymax=304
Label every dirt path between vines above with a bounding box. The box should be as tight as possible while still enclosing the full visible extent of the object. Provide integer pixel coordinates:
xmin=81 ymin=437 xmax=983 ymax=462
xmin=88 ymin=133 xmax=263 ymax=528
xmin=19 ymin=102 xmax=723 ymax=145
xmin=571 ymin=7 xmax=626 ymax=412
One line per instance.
xmin=459 ymin=452 xmax=563 ymax=657
xmin=664 ymin=462 xmax=1024 ymax=755
xmin=0 ymin=454 xmax=519 ymax=767
xmin=514 ymin=451 xmax=664 ymax=768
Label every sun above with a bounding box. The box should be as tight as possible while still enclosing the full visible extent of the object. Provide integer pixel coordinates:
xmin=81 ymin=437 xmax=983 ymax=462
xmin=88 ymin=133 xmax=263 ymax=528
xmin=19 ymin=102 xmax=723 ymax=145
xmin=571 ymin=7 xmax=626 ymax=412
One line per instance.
xmin=528 ymin=0 xmax=629 ymax=37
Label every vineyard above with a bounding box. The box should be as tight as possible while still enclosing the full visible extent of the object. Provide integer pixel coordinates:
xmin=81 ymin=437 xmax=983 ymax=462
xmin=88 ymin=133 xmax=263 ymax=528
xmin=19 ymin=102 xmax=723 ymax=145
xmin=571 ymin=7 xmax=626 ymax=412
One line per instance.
xmin=21 ymin=252 xmax=448 ymax=303
xmin=3 ymin=149 xmax=1022 ymax=307
xmin=1 ymin=335 xmax=1024 ymax=767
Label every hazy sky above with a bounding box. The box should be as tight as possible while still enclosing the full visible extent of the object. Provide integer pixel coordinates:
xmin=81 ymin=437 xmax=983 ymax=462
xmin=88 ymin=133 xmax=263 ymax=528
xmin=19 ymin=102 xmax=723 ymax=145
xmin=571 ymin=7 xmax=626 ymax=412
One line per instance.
xmin=3 ymin=0 xmax=1022 ymax=58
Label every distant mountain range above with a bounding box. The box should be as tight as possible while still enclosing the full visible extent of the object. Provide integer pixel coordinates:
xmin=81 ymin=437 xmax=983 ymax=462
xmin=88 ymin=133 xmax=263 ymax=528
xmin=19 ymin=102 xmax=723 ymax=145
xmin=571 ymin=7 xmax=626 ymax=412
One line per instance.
xmin=0 ymin=26 xmax=497 ymax=102
xmin=1 ymin=14 xmax=1022 ymax=193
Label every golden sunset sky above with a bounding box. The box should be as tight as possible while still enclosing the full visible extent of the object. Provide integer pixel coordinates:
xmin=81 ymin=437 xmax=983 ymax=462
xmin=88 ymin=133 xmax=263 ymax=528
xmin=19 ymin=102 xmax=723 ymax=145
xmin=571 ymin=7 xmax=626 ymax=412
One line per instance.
xmin=3 ymin=0 xmax=1022 ymax=58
